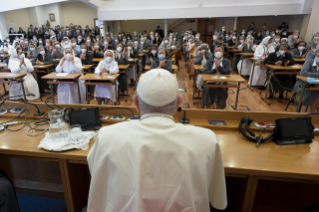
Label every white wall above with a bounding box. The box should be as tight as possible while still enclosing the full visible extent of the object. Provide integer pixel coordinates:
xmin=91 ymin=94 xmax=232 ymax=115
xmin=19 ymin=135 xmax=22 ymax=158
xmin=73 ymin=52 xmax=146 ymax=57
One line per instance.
xmin=28 ymin=7 xmax=39 ymax=27
xmin=4 ymin=8 xmax=30 ymax=30
xmin=0 ymin=0 xmax=68 ymax=13
xmin=305 ymin=0 xmax=319 ymax=41
xmin=42 ymin=3 xmax=63 ymax=27
xmin=0 ymin=13 xmax=8 ymax=41
xmin=61 ymin=2 xmax=98 ymax=27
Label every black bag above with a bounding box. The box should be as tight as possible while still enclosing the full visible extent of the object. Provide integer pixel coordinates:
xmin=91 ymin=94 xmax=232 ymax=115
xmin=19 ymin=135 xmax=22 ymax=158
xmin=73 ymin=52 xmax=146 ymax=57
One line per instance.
xmin=0 ymin=169 xmax=20 ymax=212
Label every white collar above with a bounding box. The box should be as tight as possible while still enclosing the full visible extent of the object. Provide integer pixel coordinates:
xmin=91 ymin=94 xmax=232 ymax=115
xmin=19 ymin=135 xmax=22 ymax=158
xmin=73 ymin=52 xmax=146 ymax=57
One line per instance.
xmin=312 ymin=59 xmax=318 ymax=67
xmin=141 ymin=113 xmax=174 ymax=122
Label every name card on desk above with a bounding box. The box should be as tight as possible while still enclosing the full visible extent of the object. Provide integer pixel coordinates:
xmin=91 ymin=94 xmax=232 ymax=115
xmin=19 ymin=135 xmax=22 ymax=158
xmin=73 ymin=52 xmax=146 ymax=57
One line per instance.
xmin=56 ymin=73 xmax=69 ymax=77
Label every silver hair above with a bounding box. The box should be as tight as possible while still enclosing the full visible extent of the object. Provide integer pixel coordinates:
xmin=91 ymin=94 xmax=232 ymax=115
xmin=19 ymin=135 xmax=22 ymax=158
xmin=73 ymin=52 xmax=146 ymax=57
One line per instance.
xmin=137 ymin=94 xmax=178 ymax=115
xmin=37 ymin=46 xmax=45 ymax=50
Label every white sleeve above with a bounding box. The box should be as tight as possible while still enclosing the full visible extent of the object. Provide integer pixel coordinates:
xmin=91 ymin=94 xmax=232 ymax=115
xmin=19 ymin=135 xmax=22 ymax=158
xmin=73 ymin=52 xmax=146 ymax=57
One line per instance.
xmin=72 ymin=58 xmax=82 ymax=73
xmin=269 ymin=46 xmax=275 ymax=54
xmin=254 ymin=46 xmax=263 ymax=58
xmin=4 ymin=46 xmax=9 ymax=53
xmin=252 ymin=45 xmax=256 ymax=52
xmin=94 ymin=61 xmax=103 ymax=75
xmin=25 ymin=59 xmax=34 ymax=72
xmin=0 ymin=46 xmax=3 ymax=53
xmin=237 ymin=44 xmax=243 ymax=51
xmin=8 ymin=59 xmax=22 ymax=73
xmin=56 ymin=60 xmax=63 ymax=73
xmin=109 ymin=62 xmax=119 ymax=75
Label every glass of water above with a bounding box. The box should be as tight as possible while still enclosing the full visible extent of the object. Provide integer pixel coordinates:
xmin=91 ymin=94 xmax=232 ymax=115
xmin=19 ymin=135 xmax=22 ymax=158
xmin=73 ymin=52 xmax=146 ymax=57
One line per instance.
xmin=70 ymin=124 xmax=83 ymax=145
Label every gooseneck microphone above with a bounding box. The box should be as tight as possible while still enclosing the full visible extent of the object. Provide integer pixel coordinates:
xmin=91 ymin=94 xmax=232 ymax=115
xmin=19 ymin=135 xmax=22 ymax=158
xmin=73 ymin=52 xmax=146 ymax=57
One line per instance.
xmin=178 ymin=107 xmax=190 ymax=124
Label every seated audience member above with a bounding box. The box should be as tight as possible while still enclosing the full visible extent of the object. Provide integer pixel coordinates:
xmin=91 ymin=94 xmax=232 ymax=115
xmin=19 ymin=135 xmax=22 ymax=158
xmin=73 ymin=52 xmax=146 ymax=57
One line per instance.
xmin=145 ymin=45 xmax=158 ymax=65
xmin=77 ymin=35 xmax=85 ymax=46
xmin=306 ymin=44 xmax=317 ymax=60
xmin=8 ymin=47 xmax=39 ymax=100
xmin=27 ymin=44 xmax=38 ymax=59
xmin=151 ymin=48 xmax=172 ymax=72
xmin=126 ymin=42 xmax=139 ymax=86
xmin=290 ymin=41 xmax=307 ymax=58
xmin=167 ymin=41 xmax=182 ymax=68
xmin=85 ymin=37 xmax=94 ymax=48
xmin=306 ymin=32 xmax=319 ymax=50
xmin=281 ymin=30 xmax=288 ymax=39
xmin=92 ymin=42 xmax=104 ymax=58
xmin=112 ymin=37 xmax=120 ymax=50
xmin=237 ymin=36 xmax=256 ymax=76
xmin=249 ymin=36 xmax=275 ymax=86
xmin=32 ymin=46 xmax=54 ymax=93
xmin=94 ymin=50 xmax=119 ymax=105
xmin=288 ymin=30 xmax=301 ymax=48
xmin=56 ymin=47 xmax=86 ymax=103
xmin=21 ymin=40 xmax=29 ymax=51
xmin=273 ymin=35 xmax=281 ymax=49
xmin=254 ymin=31 xmax=263 ymax=43
xmin=86 ymin=68 xmax=227 ymax=212
xmin=294 ymin=51 xmax=319 ymax=112
xmin=46 ymin=39 xmax=54 ymax=55
xmin=114 ymin=43 xmax=129 ymax=91
xmin=227 ymin=36 xmax=238 ymax=47
xmin=52 ymin=41 xmax=64 ymax=59
xmin=275 ymin=38 xmax=290 ymax=52
xmin=77 ymin=44 xmax=93 ymax=65
xmin=264 ymin=44 xmax=295 ymax=98
xmin=61 ymin=37 xmax=71 ymax=49
xmin=194 ymin=43 xmax=212 ymax=67
xmin=153 ymin=33 xmax=162 ymax=45
xmin=103 ymin=39 xmax=112 ymax=51
xmin=70 ymin=38 xmax=81 ymax=55
xmin=8 ymin=28 xmax=15 ymax=41
xmin=202 ymin=45 xmax=231 ymax=109
xmin=0 ymin=42 xmax=9 ymax=54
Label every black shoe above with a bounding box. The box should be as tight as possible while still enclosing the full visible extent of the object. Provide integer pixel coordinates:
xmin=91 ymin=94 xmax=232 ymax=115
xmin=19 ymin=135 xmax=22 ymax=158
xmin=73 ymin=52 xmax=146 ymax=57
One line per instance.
xmin=279 ymin=94 xmax=284 ymax=99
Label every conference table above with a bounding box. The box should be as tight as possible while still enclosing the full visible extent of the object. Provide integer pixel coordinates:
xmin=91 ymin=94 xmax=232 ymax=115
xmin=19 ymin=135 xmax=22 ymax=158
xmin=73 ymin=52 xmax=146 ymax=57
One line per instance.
xmin=1 ymin=102 xmax=319 ymax=212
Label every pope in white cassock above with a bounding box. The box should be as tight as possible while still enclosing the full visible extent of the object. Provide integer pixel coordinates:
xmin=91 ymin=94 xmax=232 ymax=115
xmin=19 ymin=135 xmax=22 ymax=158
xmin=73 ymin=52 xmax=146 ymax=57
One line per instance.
xmin=8 ymin=47 xmax=39 ymax=100
xmin=86 ymin=69 xmax=227 ymax=212
xmin=56 ymin=47 xmax=86 ymax=104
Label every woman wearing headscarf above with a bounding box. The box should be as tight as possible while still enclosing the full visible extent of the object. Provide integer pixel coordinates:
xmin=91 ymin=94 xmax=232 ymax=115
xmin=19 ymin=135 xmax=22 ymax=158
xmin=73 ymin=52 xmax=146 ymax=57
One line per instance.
xmin=150 ymin=47 xmax=172 ymax=72
xmin=56 ymin=47 xmax=86 ymax=104
xmin=290 ymin=41 xmax=307 ymax=58
xmin=248 ymin=36 xmax=275 ymax=86
xmin=306 ymin=32 xmax=319 ymax=50
xmin=145 ymin=45 xmax=158 ymax=65
xmin=194 ymin=43 xmax=212 ymax=67
xmin=237 ymin=36 xmax=256 ymax=76
xmin=202 ymin=45 xmax=231 ymax=109
xmin=8 ymin=47 xmax=39 ymax=100
xmin=61 ymin=37 xmax=72 ymax=49
xmin=275 ymin=38 xmax=290 ymax=52
xmin=294 ymin=50 xmax=319 ymax=112
xmin=94 ymin=50 xmax=119 ymax=105
xmin=264 ymin=43 xmax=295 ymax=98
xmin=52 ymin=41 xmax=64 ymax=59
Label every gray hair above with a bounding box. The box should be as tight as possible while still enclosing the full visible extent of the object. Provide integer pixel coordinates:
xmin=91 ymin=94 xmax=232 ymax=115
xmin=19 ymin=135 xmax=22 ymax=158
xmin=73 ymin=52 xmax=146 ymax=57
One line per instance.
xmin=137 ymin=94 xmax=178 ymax=115
xmin=37 ymin=46 xmax=45 ymax=50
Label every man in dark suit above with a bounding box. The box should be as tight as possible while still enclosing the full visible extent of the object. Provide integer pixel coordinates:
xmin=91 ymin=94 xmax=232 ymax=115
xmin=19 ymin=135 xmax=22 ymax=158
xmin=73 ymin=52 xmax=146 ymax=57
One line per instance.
xmin=155 ymin=26 xmax=163 ymax=38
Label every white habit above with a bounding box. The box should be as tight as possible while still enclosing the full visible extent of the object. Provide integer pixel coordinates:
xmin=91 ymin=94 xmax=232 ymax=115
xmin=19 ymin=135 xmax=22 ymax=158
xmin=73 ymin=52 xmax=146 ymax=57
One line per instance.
xmin=94 ymin=57 xmax=119 ymax=103
xmin=56 ymin=57 xmax=86 ymax=104
xmin=87 ymin=114 xmax=227 ymax=212
xmin=8 ymin=56 xmax=39 ymax=100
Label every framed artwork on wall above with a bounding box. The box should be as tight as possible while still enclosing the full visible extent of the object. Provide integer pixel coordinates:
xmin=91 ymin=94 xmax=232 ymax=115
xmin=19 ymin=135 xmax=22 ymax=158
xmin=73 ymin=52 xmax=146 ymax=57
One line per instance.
xmin=49 ymin=14 xmax=55 ymax=22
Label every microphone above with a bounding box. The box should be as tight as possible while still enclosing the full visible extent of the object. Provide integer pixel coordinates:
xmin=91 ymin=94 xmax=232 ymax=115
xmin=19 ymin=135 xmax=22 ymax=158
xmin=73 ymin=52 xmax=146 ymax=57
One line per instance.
xmin=178 ymin=107 xmax=189 ymax=124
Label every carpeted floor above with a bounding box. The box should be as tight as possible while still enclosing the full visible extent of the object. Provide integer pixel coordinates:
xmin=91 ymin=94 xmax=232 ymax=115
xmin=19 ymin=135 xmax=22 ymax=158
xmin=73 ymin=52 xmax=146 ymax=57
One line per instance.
xmin=17 ymin=194 xmax=67 ymax=212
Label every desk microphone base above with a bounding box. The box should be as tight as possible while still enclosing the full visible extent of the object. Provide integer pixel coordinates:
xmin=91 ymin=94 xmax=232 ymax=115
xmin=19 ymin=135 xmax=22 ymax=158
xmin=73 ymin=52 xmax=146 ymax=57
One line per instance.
xmin=179 ymin=118 xmax=190 ymax=124
xmin=34 ymin=111 xmax=45 ymax=116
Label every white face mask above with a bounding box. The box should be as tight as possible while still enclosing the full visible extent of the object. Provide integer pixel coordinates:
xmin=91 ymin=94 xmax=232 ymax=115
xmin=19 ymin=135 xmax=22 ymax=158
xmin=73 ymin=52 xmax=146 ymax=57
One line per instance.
xmin=87 ymin=40 xmax=91 ymax=43
xmin=240 ymin=40 xmax=244 ymax=43
xmin=140 ymin=41 xmax=144 ymax=45
xmin=275 ymin=39 xmax=280 ymax=42
xmin=117 ymin=47 xmax=122 ymax=52
xmin=40 ymin=51 xmax=45 ymax=56
xmin=173 ymin=38 xmax=176 ymax=41
xmin=105 ymin=56 xmax=112 ymax=63
xmin=298 ymin=46 xmax=305 ymax=51
xmin=282 ymin=33 xmax=287 ymax=36
xmin=104 ymin=42 xmax=108 ymax=45
xmin=151 ymin=50 xmax=156 ymax=55
xmin=30 ymin=48 xmax=35 ymax=51
xmin=81 ymin=49 xmax=87 ymax=54
xmin=24 ymin=41 xmax=28 ymax=44
xmin=164 ymin=40 xmax=169 ymax=44
xmin=46 ymin=43 xmax=49 ymax=47
xmin=232 ymin=36 xmax=236 ymax=40
xmin=293 ymin=35 xmax=298 ymax=39
xmin=94 ymin=45 xmax=99 ymax=48
xmin=134 ymin=41 xmax=138 ymax=45
xmin=64 ymin=41 xmax=68 ymax=44
xmin=201 ymin=49 xmax=206 ymax=54
xmin=55 ymin=45 xmax=60 ymax=48
xmin=127 ymin=46 xmax=132 ymax=50
xmin=171 ymin=45 xmax=176 ymax=49
xmin=78 ymin=39 xmax=82 ymax=42
xmin=242 ymin=32 xmax=245 ymax=34
xmin=6 ymin=39 xmax=10 ymax=42
xmin=71 ymin=43 xmax=76 ymax=47
xmin=214 ymin=51 xmax=223 ymax=59
xmin=191 ymin=43 xmax=195 ymax=46
xmin=39 ymin=41 xmax=42 ymax=43
xmin=279 ymin=50 xmax=285 ymax=55
xmin=315 ymin=37 xmax=319 ymax=40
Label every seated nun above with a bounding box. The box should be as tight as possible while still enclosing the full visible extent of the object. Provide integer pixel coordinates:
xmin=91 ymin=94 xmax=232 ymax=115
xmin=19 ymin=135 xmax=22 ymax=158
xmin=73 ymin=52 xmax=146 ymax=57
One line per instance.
xmin=126 ymin=42 xmax=139 ymax=86
xmin=237 ymin=36 xmax=256 ymax=76
xmin=27 ymin=44 xmax=38 ymax=59
xmin=150 ymin=48 xmax=172 ymax=72
xmin=56 ymin=47 xmax=86 ymax=104
xmin=275 ymin=38 xmax=290 ymax=52
xmin=52 ymin=41 xmax=64 ymax=59
xmin=94 ymin=50 xmax=119 ymax=105
xmin=290 ymin=41 xmax=307 ymax=58
xmin=306 ymin=32 xmax=319 ymax=50
xmin=264 ymin=43 xmax=295 ymax=98
xmin=86 ymin=68 xmax=227 ymax=212
xmin=0 ymin=43 xmax=9 ymax=54
xmin=92 ymin=42 xmax=104 ymax=58
xmin=114 ymin=43 xmax=129 ymax=91
xmin=288 ymin=30 xmax=302 ymax=48
xmin=194 ymin=43 xmax=212 ymax=67
xmin=77 ymin=44 xmax=93 ymax=65
xmin=145 ymin=45 xmax=158 ymax=65
xmin=8 ymin=47 xmax=39 ymax=100
xmin=61 ymin=37 xmax=71 ymax=49
xmin=203 ymin=45 xmax=231 ymax=109
xmin=306 ymin=44 xmax=317 ymax=60
xmin=160 ymin=37 xmax=171 ymax=50
xmin=293 ymin=50 xmax=319 ymax=112
xmin=248 ymin=36 xmax=275 ymax=86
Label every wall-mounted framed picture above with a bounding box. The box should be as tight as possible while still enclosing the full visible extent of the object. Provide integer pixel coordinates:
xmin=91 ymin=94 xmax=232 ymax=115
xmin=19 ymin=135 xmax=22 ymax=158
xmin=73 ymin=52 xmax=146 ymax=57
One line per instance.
xmin=49 ymin=14 xmax=55 ymax=22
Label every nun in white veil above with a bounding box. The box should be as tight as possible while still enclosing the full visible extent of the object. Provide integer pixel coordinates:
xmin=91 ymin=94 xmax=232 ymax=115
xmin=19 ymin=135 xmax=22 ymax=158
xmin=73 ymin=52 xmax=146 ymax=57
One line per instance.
xmin=61 ymin=37 xmax=72 ymax=49
xmin=56 ymin=47 xmax=86 ymax=104
xmin=8 ymin=47 xmax=40 ymax=100
xmin=248 ymin=36 xmax=275 ymax=86
xmin=94 ymin=50 xmax=119 ymax=105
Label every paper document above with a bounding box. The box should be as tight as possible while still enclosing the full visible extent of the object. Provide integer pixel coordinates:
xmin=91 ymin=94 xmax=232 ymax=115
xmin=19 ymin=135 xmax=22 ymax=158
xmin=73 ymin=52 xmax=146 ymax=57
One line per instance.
xmin=291 ymin=65 xmax=301 ymax=68
xmin=56 ymin=73 xmax=69 ymax=77
xmin=213 ymin=76 xmax=227 ymax=79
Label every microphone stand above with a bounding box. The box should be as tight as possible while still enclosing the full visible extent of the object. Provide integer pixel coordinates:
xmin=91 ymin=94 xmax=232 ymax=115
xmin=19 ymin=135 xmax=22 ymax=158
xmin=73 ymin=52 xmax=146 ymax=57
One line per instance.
xmin=21 ymin=101 xmax=45 ymax=116
xmin=178 ymin=107 xmax=190 ymax=124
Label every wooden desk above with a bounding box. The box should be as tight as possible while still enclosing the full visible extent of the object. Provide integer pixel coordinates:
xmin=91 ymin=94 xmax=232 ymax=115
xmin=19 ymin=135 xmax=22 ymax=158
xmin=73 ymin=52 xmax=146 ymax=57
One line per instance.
xmin=80 ymin=74 xmax=120 ymax=104
xmin=239 ymin=53 xmax=254 ymax=76
xmin=262 ymin=64 xmax=302 ymax=105
xmin=296 ymin=76 xmax=319 ymax=112
xmin=82 ymin=64 xmax=94 ymax=73
xmin=192 ymin=65 xmax=205 ymax=104
xmin=293 ymin=58 xmax=306 ymax=63
xmin=128 ymin=58 xmax=138 ymax=63
xmin=0 ymin=54 xmax=9 ymax=58
xmin=92 ymin=58 xmax=103 ymax=65
xmin=0 ymin=72 xmax=27 ymax=100
xmin=201 ymin=74 xmax=245 ymax=109
xmin=144 ymin=64 xmax=178 ymax=72
xmin=53 ymin=58 xmax=61 ymax=66
xmin=33 ymin=64 xmax=53 ymax=74
xmin=42 ymin=72 xmax=82 ymax=104
xmin=143 ymin=50 xmax=149 ymax=53
xmin=247 ymin=57 xmax=265 ymax=91
xmin=138 ymin=53 xmax=144 ymax=57
xmin=1 ymin=103 xmax=319 ymax=212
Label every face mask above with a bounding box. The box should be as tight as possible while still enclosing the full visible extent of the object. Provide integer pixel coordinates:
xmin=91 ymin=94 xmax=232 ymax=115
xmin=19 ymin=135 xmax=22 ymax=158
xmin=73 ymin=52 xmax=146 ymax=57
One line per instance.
xmin=40 ymin=51 xmax=45 ymax=56
xmin=66 ymin=53 xmax=71 ymax=60
xmin=33 ymin=38 xmax=37 ymax=41
xmin=6 ymin=39 xmax=10 ymax=42
xmin=315 ymin=37 xmax=319 ymax=40
xmin=315 ymin=57 xmax=319 ymax=64
xmin=275 ymin=39 xmax=280 ymax=42
xmin=55 ymin=45 xmax=60 ymax=48
xmin=81 ymin=49 xmax=87 ymax=54
xmin=232 ymin=36 xmax=237 ymax=40
xmin=115 ymin=40 xmax=118 ymax=43
xmin=242 ymin=32 xmax=245 ymax=34
xmin=298 ymin=46 xmax=305 ymax=51
xmin=214 ymin=52 xmax=223 ymax=59
xmin=164 ymin=40 xmax=169 ymax=44
xmin=279 ymin=50 xmax=285 ymax=55
xmin=222 ymin=29 xmax=225 ymax=31
xmin=87 ymin=40 xmax=91 ymax=43
xmin=276 ymin=31 xmax=279 ymax=33
xmin=140 ymin=42 xmax=144 ymax=45
xmin=294 ymin=35 xmax=298 ymax=39
xmin=94 ymin=45 xmax=99 ymax=48
xmin=240 ymin=40 xmax=244 ymax=43
xmin=39 ymin=41 xmax=42 ymax=43
xmin=64 ymin=41 xmax=68 ymax=44
xmin=70 ymin=43 xmax=76 ymax=47
xmin=30 ymin=48 xmax=35 ymax=51
xmin=82 ymin=32 xmax=85 ymax=34
xmin=105 ymin=56 xmax=112 ymax=63
xmin=104 ymin=42 xmax=108 ymax=45
xmin=151 ymin=50 xmax=156 ymax=55
xmin=173 ymin=38 xmax=176 ymax=41
xmin=265 ymin=32 xmax=269 ymax=35
xmin=127 ymin=46 xmax=132 ymax=51
xmin=226 ymin=36 xmax=229 ymax=38
xmin=158 ymin=54 xmax=165 ymax=60
xmin=171 ymin=45 xmax=176 ymax=50
xmin=272 ymin=34 xmax=275 ymax=37
xmin=117 ymin=47 xmax=122 ymax=52
xmin=191 ymin=43 xmax=195 ymax=46
xmin=282 ymin=33 xmax=287 ymax=36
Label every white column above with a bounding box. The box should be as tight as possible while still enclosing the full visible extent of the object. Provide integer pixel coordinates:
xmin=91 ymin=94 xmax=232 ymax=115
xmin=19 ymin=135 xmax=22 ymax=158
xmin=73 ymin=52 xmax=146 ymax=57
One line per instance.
xmin=0 ymin=12 xmax=8 ymax=41
xmin=117 ymin=21 xmax=121 ymax=34
xmin=233 ymin=17 xmax=237 ymax=30
xmin=99 ymin=20 xmax=104 ymax=37
xmin=164 ymin=19 xmax=168 ymax=37
xmin=300 ymin=14 xmax=310 ymax=40
xmin=305 ymin=0 xmax=319 ymax=42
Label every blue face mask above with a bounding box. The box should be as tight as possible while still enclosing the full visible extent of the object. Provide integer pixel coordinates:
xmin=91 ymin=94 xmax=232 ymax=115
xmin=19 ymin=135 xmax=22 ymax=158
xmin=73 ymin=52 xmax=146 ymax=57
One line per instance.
xmin=33 ymin=38 xmax=37 ymax=41
xmin=158 ymin=54 xmax=165 ymax=60
xmin=315 ymin=57 xmax=319 ymax=64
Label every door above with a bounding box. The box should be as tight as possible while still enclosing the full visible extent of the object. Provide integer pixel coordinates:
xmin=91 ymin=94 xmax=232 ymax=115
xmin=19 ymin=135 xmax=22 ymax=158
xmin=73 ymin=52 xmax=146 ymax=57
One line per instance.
xmin=197 ymin=18 xmax=216 ymax=51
